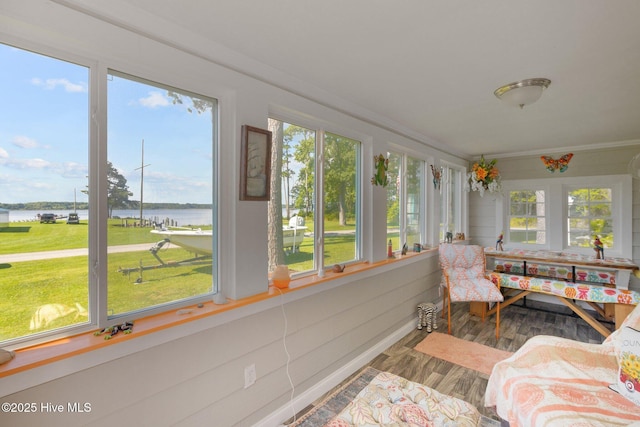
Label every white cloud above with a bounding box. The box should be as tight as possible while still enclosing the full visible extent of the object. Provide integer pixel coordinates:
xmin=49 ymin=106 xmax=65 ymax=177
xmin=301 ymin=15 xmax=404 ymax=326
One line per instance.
xmin=31 ymin=77 xmax=87 ymax=93
xmin=0 ymin=147 xmax=8 ymax=158
xmin=12 ymin=135 xmax=38 ymax=149
xmin=22 ymin=158 xmax=51 ymax=169
xmin=138 ymin=91 xmax=170 ymax=108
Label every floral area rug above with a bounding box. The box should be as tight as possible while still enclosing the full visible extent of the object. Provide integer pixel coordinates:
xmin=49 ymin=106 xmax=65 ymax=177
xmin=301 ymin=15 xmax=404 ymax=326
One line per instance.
xmin=286 ymin=367 xmax=500 ymax=426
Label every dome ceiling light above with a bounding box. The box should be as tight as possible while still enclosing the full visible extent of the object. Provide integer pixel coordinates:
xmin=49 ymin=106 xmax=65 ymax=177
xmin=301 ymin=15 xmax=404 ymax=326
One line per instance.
xmin=494 ymin=78 xmax=551 ymax=109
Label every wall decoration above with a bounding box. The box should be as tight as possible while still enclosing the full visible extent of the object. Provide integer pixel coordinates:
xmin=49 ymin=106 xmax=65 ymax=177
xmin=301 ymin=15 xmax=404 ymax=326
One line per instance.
xmin=240 ymin=125 xmax=272 ymax=201
xmin=371 ymin=154 xmax=389 ymax=187
xmin=466 ymin=155 xmax=501 ymax=197
xmin=430 ymin=164 xmax=442 ymax=190
xmin=540 ymin=153 xmax=573 ymax=173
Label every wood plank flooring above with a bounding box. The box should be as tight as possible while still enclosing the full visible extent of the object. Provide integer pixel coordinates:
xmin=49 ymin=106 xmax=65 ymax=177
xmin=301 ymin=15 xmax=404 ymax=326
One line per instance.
xmin=287 ymin=298 xmax=613 ymax=424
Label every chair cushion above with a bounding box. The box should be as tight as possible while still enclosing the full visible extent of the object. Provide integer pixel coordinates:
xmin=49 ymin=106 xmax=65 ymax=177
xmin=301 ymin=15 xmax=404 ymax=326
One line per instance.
xmin=444 ymin=269 xmax=504 ymax=303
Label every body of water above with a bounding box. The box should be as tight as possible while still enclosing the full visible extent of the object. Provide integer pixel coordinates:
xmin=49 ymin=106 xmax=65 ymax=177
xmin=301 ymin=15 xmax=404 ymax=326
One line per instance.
xmin=6 ymin=209 xmax=213 ymax=227
xmin=6 ymin=207 xmax=301 ymax=226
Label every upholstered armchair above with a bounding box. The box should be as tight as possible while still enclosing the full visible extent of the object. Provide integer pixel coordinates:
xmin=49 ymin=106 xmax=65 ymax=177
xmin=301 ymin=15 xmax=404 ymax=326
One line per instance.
xmin=439 ymin=244 xmax=504 ymax=339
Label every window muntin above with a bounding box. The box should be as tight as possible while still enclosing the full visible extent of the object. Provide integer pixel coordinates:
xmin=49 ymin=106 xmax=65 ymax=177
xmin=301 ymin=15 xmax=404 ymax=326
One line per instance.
xmin=508 ymin=190 xmax=545 ymax=244
xmin=568 ymin=187 xmax=613 ymax=249
xmin=106 ymin=71 xmax=217 ymax=317
xmin=0 ymin=43 xmax=90 ymax=343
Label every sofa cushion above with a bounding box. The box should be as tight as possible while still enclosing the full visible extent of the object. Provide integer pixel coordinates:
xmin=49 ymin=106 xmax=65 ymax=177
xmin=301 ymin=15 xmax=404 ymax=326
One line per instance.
xmin=605 ymin=303 xmax=640 ymax=349
xmin=610 ymin=327 xmax=640 ymax=406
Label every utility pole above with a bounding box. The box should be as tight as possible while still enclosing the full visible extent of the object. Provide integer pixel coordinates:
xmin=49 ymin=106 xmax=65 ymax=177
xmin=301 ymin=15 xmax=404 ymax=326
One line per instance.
xmin=135 ymin=139 xmax=151 ymax=225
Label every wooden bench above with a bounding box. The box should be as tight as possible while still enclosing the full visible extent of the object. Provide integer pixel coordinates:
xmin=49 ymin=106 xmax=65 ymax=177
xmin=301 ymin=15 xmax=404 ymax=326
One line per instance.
xmin=486 ymin=271 xmax=640 ymax=337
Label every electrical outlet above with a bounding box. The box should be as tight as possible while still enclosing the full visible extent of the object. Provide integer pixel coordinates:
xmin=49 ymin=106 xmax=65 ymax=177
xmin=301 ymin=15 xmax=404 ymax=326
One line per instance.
xmin=244 ymin=363 xmax=256 ymax=388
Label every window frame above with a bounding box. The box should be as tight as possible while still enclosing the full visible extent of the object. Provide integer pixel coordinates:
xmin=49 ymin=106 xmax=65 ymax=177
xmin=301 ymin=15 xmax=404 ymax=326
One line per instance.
xmin=0 ymin=40 xmax=222 ymax=348
xmin=386 ymin=149 xmax=430 ymax=250
xmin=268 ymin=111 xmax=365 ymax=277
xmin=504 ymin=186 xmax=548 ymax=248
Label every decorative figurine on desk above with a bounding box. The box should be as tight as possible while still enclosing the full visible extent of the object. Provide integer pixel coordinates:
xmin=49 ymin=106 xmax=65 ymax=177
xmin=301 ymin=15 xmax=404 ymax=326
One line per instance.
xmin=593 ymin=235 xmax=604 ymax=259
xmin=401 ymin=242 xmax=408 ymax=255
xmin=445 ymin=231 xmax=453 ymax=243
xmin=388 ymin=239 xmax=394 ymax=258
xmin=496 ymin=231 xmax=504 ymax=251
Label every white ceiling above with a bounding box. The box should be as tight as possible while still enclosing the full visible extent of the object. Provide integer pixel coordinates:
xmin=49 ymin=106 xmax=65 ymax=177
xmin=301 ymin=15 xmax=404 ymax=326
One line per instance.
xmin=59 ymin=0 xmax=640 ymax=158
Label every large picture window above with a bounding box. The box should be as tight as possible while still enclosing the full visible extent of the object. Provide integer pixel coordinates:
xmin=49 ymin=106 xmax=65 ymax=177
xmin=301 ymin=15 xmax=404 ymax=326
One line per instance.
xmin=0 ymin=42 xmax=219 ymax=347
xmin=0 ymin=43 xmax=90 ymax=343
xmin=267 ymin=118 xmax=361 ymax=275
xmin=107 ymin=71 xmax=217 ymax=318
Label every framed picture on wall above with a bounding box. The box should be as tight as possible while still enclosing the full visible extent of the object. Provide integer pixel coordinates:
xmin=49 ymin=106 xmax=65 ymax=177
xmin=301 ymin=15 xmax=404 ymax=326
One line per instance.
xmin=240 ymin=125 xmax=272 ymax=201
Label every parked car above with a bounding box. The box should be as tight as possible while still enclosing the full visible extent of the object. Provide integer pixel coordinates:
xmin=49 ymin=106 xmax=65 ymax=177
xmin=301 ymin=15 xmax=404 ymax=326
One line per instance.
xmin=40 ymin=213 xmax=56 ymax=223
xmin=67 ymin=213 xmax=80 ymax=224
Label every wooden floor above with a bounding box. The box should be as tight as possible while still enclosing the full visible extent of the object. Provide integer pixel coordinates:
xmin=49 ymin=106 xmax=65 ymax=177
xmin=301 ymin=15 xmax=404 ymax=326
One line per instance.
xmin=290 ymin=298 xmax=613 ymax=423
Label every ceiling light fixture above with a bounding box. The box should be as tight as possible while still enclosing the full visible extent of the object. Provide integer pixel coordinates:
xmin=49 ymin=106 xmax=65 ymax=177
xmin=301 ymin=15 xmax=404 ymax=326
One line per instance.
xmin=494 ymin=78 xmax=551 ymax=109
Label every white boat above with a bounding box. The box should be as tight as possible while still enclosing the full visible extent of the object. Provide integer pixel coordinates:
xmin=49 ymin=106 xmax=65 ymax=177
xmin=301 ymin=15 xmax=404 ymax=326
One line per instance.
xmin=151 ymin=218 xmax=307 ymax=255
xmin=150 ymin=228 xmax=213 ymax=256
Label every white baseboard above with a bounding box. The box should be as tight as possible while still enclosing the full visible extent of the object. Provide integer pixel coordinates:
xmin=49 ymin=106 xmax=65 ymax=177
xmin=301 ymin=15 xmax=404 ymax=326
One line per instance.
xmin=255 ymin=315 xmax=424 ymax=427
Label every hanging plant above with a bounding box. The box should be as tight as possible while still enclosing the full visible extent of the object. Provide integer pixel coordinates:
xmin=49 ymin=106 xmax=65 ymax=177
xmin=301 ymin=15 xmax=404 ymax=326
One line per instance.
xmin=466 ymin=155 xmax=502 ymax=197
xmin=371 ymin=154 xmax=389 ymax=187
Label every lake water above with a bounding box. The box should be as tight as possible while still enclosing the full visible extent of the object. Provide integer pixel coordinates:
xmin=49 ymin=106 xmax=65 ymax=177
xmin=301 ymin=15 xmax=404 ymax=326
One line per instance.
xmin=6 ymin=209 xmax=214 ymax=227
xmin=6 ymin=207 xmax=298 ymax=226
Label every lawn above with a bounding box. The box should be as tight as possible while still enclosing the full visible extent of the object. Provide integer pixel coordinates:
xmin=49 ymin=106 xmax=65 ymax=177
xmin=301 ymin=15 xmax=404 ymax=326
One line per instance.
xmin=0 ymin=218 xmax=365 ymax=342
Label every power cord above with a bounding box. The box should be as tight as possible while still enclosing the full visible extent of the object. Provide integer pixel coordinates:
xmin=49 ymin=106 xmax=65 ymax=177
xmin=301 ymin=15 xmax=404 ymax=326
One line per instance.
xmin=273 ymin=286 xmax=296 ymax=424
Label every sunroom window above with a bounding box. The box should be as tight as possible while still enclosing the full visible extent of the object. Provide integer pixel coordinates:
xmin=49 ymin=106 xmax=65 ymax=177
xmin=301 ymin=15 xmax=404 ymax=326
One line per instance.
xmin=386 ymin=152 xmax=426 ymax=251
xmin=267 ymin=118 xmax=361 ymax=275
xmin=439 ymin=164 xmax=463 ymax=241
xmin=567 ymin=187 xmax=612 ymax=249
xmin=107 ymin=71 xmax=217 ymax=318
xmin=0 ymin=43 xmax=90 ymax=344
xmin=508 ymin=190 xmax=546 ymax=244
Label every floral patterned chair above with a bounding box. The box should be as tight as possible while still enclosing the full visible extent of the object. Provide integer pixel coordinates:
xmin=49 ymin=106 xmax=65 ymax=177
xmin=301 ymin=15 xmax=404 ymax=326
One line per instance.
xmin=439 ymin=244 xmax=504 ymax=339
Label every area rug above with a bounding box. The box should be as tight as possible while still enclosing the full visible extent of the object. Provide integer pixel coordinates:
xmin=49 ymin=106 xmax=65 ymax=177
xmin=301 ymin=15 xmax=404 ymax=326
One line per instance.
xmin=285 ymin=367 xmax=500 ymax=427
xmin=288 ymin=367 xmax=381 ymax=427
xmin=414 ymin=332 xmax=513 ymax=376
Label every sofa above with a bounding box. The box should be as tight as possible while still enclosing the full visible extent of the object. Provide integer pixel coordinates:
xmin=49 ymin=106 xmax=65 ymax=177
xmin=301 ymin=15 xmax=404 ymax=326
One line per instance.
xmin=485 ymin=303 xmax=640 ymax=426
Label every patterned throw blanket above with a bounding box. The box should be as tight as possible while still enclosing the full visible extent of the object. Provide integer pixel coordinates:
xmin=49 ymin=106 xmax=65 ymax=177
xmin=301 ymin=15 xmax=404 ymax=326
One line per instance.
xmin=325 ymin=371 xmax=481 ymax=426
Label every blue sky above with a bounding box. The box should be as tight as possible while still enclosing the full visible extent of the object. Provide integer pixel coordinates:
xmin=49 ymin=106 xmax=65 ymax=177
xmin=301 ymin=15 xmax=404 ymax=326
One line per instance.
xmin=0 ymin=43 xmax=214 ymax=205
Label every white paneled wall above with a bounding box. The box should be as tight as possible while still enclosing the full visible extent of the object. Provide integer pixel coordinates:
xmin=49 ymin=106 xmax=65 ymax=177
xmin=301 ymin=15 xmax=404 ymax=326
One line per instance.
xmin=2 ymin=256 xmax=441 ymax=426
xmin=468 ymin=144 xmax=640 ymax=290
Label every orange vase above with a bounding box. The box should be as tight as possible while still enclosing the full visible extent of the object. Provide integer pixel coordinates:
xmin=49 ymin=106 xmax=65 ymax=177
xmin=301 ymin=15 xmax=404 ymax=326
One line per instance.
xmin=272 ymin=265 xmax=291 ymax=289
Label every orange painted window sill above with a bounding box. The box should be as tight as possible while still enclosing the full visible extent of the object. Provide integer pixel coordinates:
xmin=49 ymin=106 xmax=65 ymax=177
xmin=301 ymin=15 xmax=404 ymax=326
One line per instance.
xmin=0 ymin=250 xmax=429 ymax=378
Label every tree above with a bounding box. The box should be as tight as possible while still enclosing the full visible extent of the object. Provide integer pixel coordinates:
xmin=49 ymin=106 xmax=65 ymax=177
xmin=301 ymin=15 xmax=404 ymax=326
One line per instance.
xmin=324 ymin=133 xmax=357 ymax=226
xmin=268 ymin=119 xmax=285 ymax=270
xmin=80 ymin=161 xmax=133 ymax=218
xmin=106 ymin=161 xmax=133 ymax=218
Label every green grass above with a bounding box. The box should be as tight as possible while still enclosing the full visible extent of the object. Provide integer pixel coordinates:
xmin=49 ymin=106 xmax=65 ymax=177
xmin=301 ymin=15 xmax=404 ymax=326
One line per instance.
xmin=0 ymin=219 xmax=167 ymax=254
xmin=0 ymin=218 xmax=358 ymax=342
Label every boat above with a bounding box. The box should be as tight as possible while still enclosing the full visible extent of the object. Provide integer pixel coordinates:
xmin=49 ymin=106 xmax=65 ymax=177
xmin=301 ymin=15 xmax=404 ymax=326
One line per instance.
xmin=150 ymin=228 xmax=213 ymax=256
xmin=151 ymin=217 xmax=308 ymax=256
